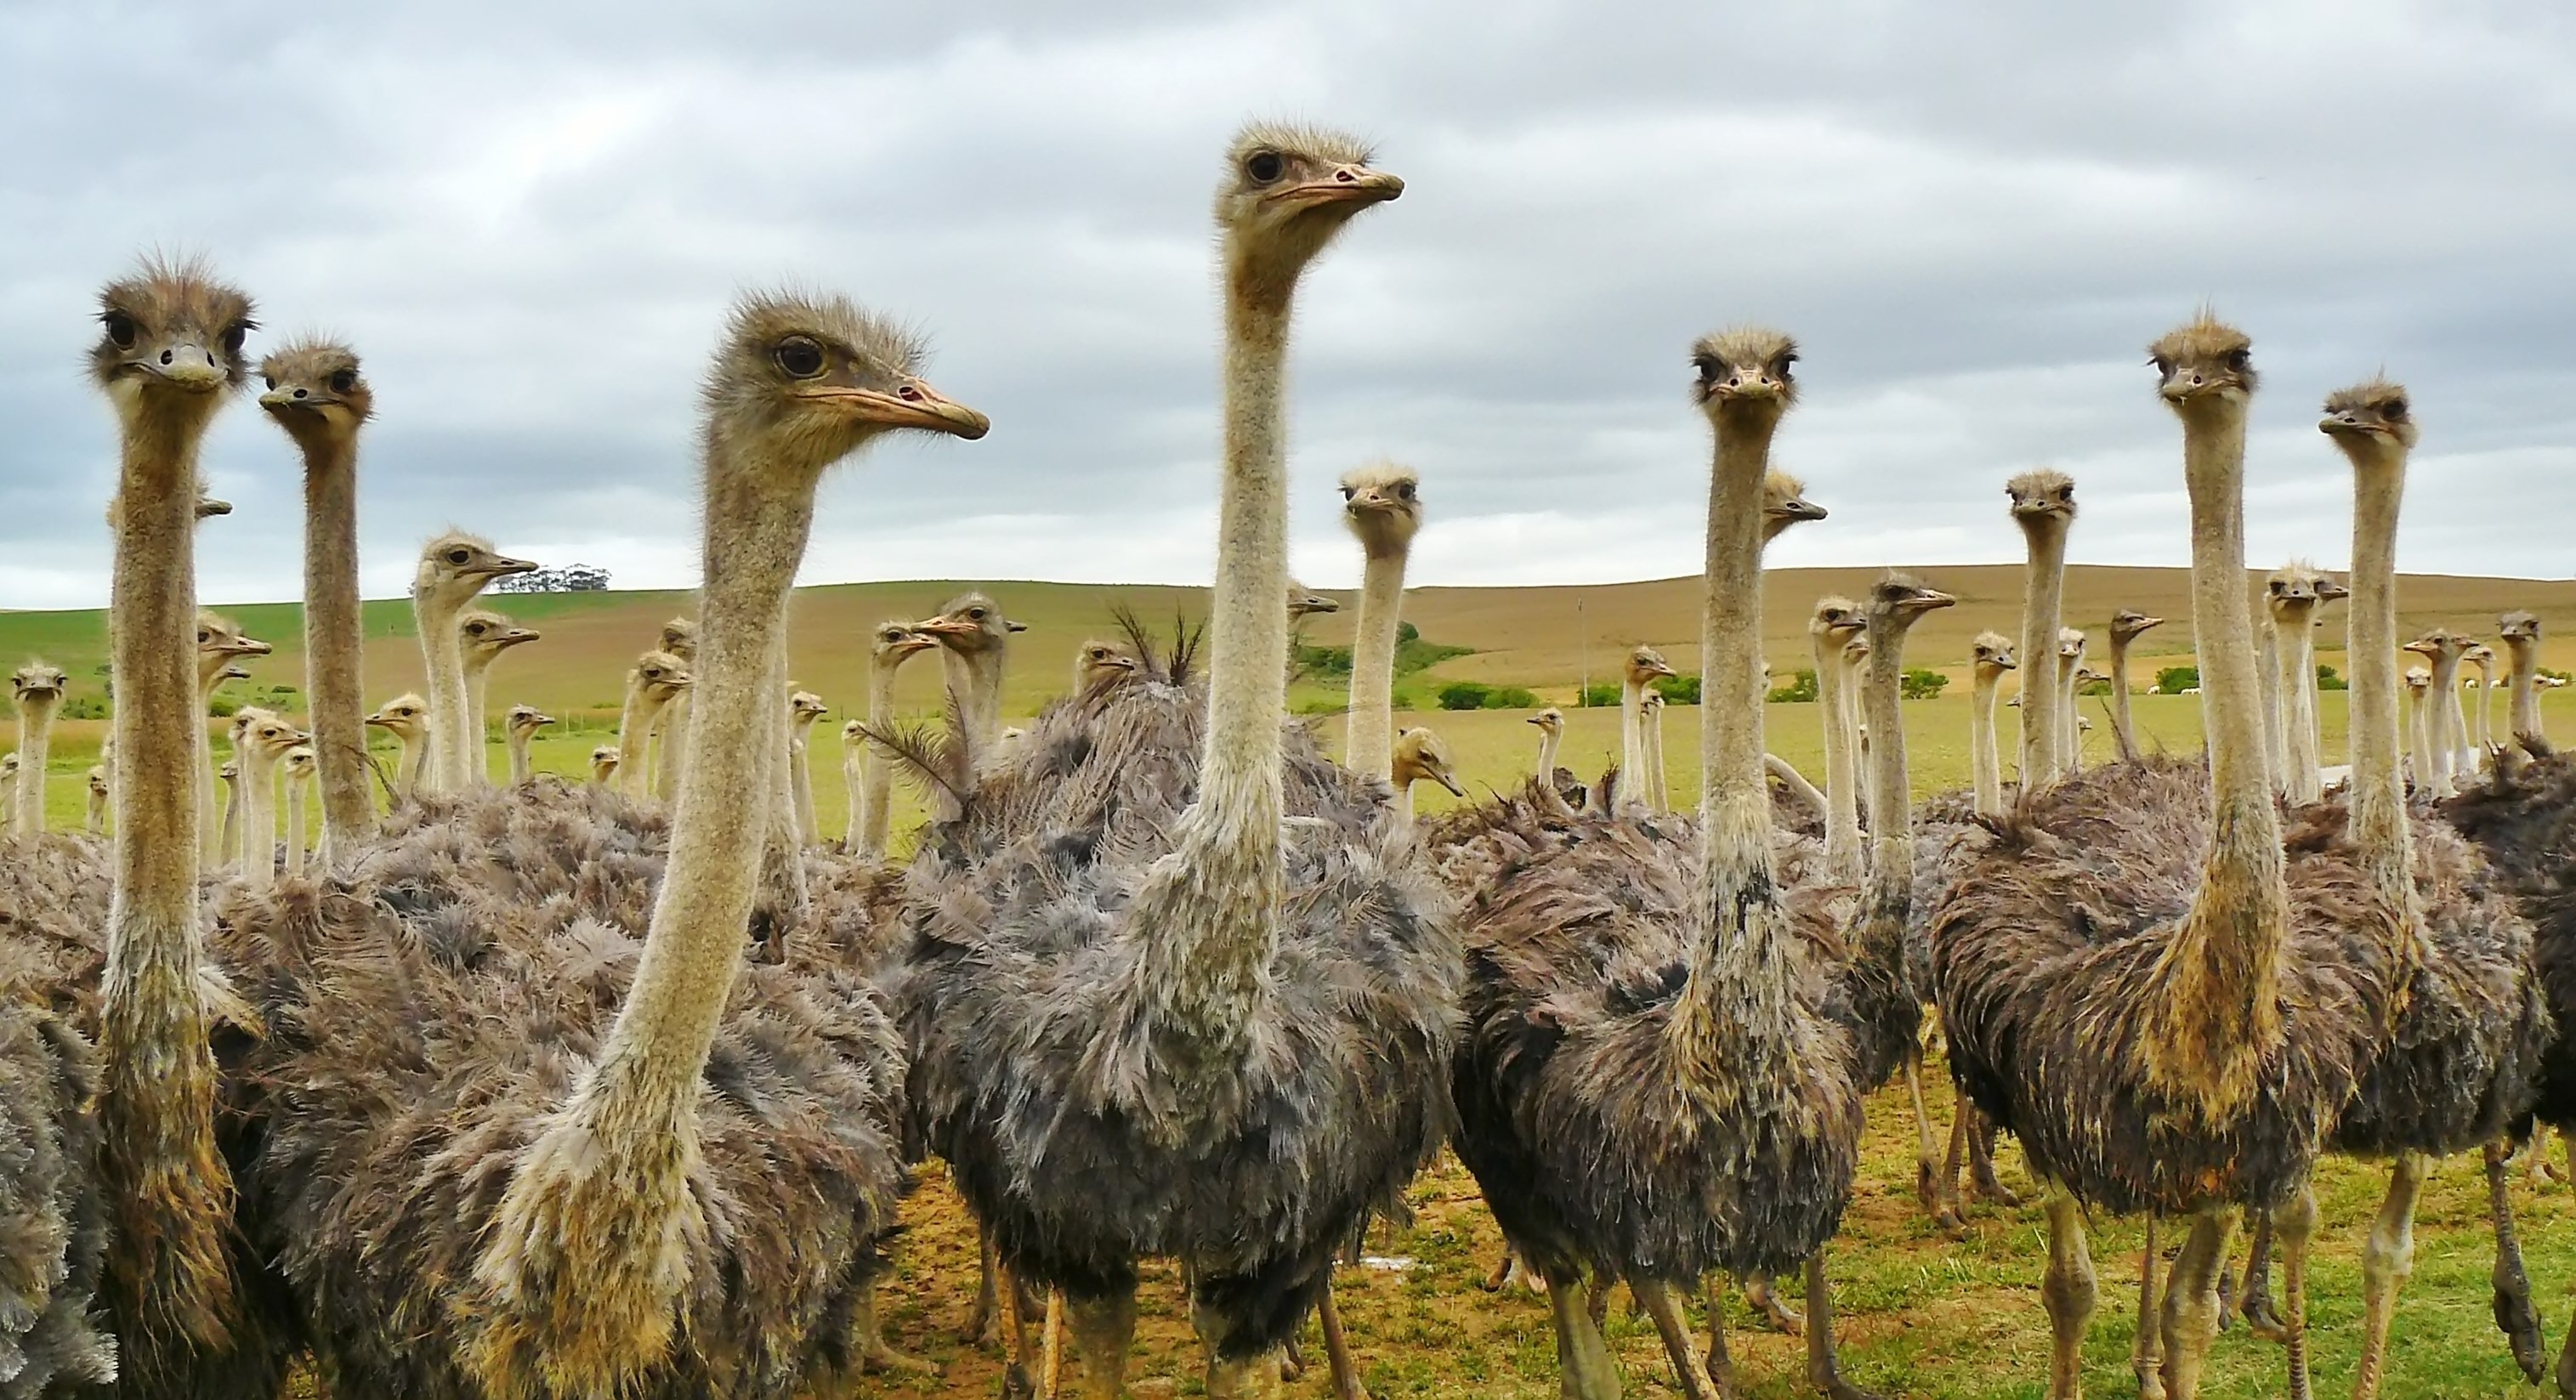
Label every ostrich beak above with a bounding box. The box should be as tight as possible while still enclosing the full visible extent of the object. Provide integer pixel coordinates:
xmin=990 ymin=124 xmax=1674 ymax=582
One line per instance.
xmin=479 ymin=555 xmax=541 ymax=581
xmin=815 ymin=380 xmax=991 ymax=440
xmin=2317 ymin=580 xmax=2351 ymax=602
xmin=1277 ymin=165 xmax=1405 ymax=207
xmin=1772 ymin=497 xmax=1830 ymax=523
xmin=1433 ymin=768 xmax=1467 ymax=797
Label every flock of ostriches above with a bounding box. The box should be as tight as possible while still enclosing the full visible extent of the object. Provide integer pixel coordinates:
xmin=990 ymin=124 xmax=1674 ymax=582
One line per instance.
xmin=6 ymin=120 xmax=2576 ymax=1400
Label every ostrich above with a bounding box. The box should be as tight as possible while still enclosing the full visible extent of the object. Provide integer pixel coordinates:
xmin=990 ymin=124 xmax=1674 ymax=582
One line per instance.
xmin=1640 ymin=690 xmax=1670 ymax=813
xmin=589 ymin=745 xmax=620 ymax=786
xmin=2464 ymin=643 xmax=2498 ymax=757
xmin=613 ymin=651 xmax=691 ymax=802
xmin=788 ymin=689 xmax=828 ymax=844
xmin=412 ymin=533 xmax=537 ymax=796
xmin=2216 ymin=378 xmax=2550 ymax=1398
xmin=2499 ymin=611 xmax=2544 ymax=742
xmin=2404 ymin=667 xmax=2435 ymax=785
xmin=1390 ymin=726 xmax=1466 ymax=825
xmin=1526 ymin=706 xmax=1586 ymax=818
xmin=1618 ymin=645 xmax=1677 ymax=812
xmin=217 ymin=288 xmax=988 ymax=1398
xmin=1930 ymin=316 xmax=2405 ymax=1400
xmin=504 ymin=704 xmax=553 ymax=785
xmin=366 ymin=694 xmax=431 ymax=799
xmin=279 ymin=745 xmax=314 ymax=875
xmin=2011 ymin=470 xmax=2076 ymax=786
xmin=1340 ymin=460 xmax=1421 ymax=780
xmin=12 ymin=663 xmax=65 ymax=835
xmin=914 ymin=592 xmax=1025 ymax=775
xmin=899 ymin=122 xmax=1433 ymax=1399
xmin=231 ymin=709 xmax=309 ymax=890
xmin=1447 ymin=328 xmax=1895 ymax=1400
xmin=844 ymin=622 xmax=934 ymax=856
xmin=1809 ymin=598 xmax=1867 ymax=881
xmin=0 ymin=753 xmax=14 ymax=828
xmin=1074 ymin=638 xmax=1141 ymax=693
xmin=83 ymin=763 xmax=108 ymax=834
xmin=194 ymin=614 xmax=270 ymax=863
xmin=2055 ymin=629 xmax=2088 ymax=775
xmin=459 ymin=609 xmax=542 ymax=785
xmin=213 ymin=758 xmax=241 ymax=874
xmin=2106 ymin=609 xmax=2164 ymax=759
xmin=2408 ymin=630 xmax=2472 ymax=798
xmin=650 ymin=617 xmax=699 ymax=802
xmin=1969 ymin=632 xmax=2018 ymax=814
xmin=258 ymin=337 xmax=373 ymax=851
xmin=2266 ymin=564 xmax=2331 ymax=804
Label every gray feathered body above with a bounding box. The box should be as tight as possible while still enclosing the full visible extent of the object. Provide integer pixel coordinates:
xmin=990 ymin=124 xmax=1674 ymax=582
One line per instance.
xmin=215 ymin=779 xmax=911 ymax=1399
xmin=1433 ymin=792 xmax=1866 ymax=1283
xmin=1930 ymin=755 xmax=2403 ymax=1216
xmin=2438 ymin=748 xmax=2576 ymax=1131
xmin=897 ymin=675 xmax=1459 ymax=1357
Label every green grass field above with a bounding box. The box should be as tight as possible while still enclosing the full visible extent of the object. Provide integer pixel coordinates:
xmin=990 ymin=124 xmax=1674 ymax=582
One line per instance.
xmin=15 ymin=568 xmax=2576 ymax=1396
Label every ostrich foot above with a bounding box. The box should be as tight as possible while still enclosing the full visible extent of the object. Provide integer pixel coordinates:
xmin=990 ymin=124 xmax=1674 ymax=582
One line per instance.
xmin=2132 ymin=1216 xmax=2165 ymax=1400
xmin=1205 ymin=1352 xmax=1285 ymax=1400
xmin=852 ymin=1285 xmax=937 ymax=1376
xmin=2040 ymin=1190 xmax=2097 ymax=1400
xmin=1484 ymin=1249 xmax=1546 ymax=1295
xmin=1803 ymin=1251 xmax=1885 ymax=1400
xmin=968 ymin=1230 xmax=1005 ymax=1347
xmin=1937 ymin=1108 xmax=1977 ymax=1228
xmin=2488 ymin=1139 xmax=2550 ymax=1385
xmin=1702 ymin=1275 xmax=1739 ymax=1397
xmin=1279 ymin=1333 xmax=1305 ymax=1382
xmin=1743 ymin=1272 xmax=1804 ymax=1333
xmin=2237 ymin=1213 xmax=2284 ymax=1342
xmin=1631 ymin=1277 xmax=1713 ymax=1400
xmin=1546 ymin=1275 xmax=1624 ymax=1400
xmin=1968 ymin=1114 xmax=2023 ymax=1207
xmin=1318 ymin=1282 xmax=1371 ymax=1400
xmin=2352 ymin=1158 xmax=2423 ymax=1400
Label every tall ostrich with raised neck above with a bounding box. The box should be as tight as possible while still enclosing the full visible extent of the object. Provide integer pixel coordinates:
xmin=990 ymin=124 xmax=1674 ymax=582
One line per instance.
xmin=1618 ymin=644 xmax=1677 ymax=810
xmin=2266 ymin=564 xmax=2332 ymax=804
xmin=900 ymin=122 xmax=1428 ymax=1399
xmin=2404 ymin=666 xmax=2435 ymax=783
xmin=916 ymin=592 xmax=1024 ymax=771
xmin=195 ymin=613 xmax=270 ymax=862
xmin=2463 ymin=643 xmax=2498 ymax=757
xmin=2499 ymin=611 xmax=2545 ymax=742
xmin=327 ymin=289 xmax=996 ymax=1397
xmin=2008 ymin=469 xmax=2076 ymax=788
xmin=1931 ymin=316 xmax=2406 ymax=1400
xmin=2106 ymin=609 xmax=2163 ymax=759
xmin=1808 ymin=597 xmax=1867 ymax=881
xmin=1450 ymin=329 xmax=1889 ymax=1400
xmin=90 ymin=259 xmax=270 ymax=1394
xmin=1970 ymin=632 xmax=2018 ymax=813
xmin=12 ymin=663 xmax=65 ymax=835
xmin=787 ymin=689 xmax=827 ymax=844
xmin=411 ymin=532 xmax=536 ymax=796
xmin=846 ymin=621 xmax=934 ymax=855
xmin=2407 ymin=629 xmax=2473 ymax=797
xmin=651 ymin=617 xmax=698 ymax=802
xmin=231 ymin=708 xmax=308 ymax=890
xmin=1340 ymin=460 xmax=1421 ymax=779
xmin=258 ymin=337 xmax=373 ymax=851
xmin=613 ymin=650 xmax=691 ymax=802
xmin=504 ymin=704 xmax=553 ymax=785
xmin=366 ymin=693 xmax=430 ymax=798
xmin=459 ymin=609 xmax=542 ymax=785
xmin=1640 ymin=690 xmax=1671 ymax=813
xmin=2055 ymin=628 xmax=2087 ymax=774
xmin=279 ymin=745 xmax=314 ymax=873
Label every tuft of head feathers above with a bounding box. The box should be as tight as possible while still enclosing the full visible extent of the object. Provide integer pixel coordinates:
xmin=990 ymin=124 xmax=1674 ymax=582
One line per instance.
xmin=2148 ymin=312 xmax=2258 ymax=400
xmin=91 ymin=254 xmax=257 ymax=393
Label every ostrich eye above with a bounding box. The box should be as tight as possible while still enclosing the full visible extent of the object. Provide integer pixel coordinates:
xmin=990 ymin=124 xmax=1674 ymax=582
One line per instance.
xmin=2382 ymin=399 xmax=2406 ymax=418
xmin=2224 ymin=349 xmax=2252 ymax=373
xmin=264 ymin=374 xmax=278 ymax=390
xmin=102 ymin=310 xmax=138 ymax=349
xmin=967 ymin=609 xmax=987 ymax=621
xmin=2150 ymin=354 xmax=2174 ymax=377
xmin=1397 ymin=482 xmax=1416 ymax=500
xmin=1339 ymin=486 xmax=1355 ymax=501
xmin=774 ymin=337 xmax=826 ymax=378
xmin=222 ymin=323 xmax=250 ymax=360
xmin=329 ymin=369 xmax=358 ymax=394
xmin=1691 ymin=354 xmax=1719 ymax=380
xmin=446 ymin=548 xmax=471 ymax=565
xmin=196 ymin=630 xmax=211 ymax=643
xmin=1244 ymin=150 xmax=1286 ymax=184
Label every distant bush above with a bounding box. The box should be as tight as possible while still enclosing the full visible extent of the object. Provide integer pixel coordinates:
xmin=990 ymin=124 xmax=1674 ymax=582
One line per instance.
xmin=2544 ymin=667 xmax=2572 ymax=683
xmin=2076 ymin=679 xmax=2113 ymax=697
xmin=1485 ymin=685 xmax=1540 ymax=709
xmin=1901 ymin=669 xmax=1950 ymax=700
xmin=491 ymin=563 xmax=611 ymax=593
xmin=1579 ymin=683 xmax=1620 ymax=708
xmin=207 ymin=695 xmax=241 ymax=717
xmin=1769 ymin=668 xmax=1819 ymax=704
xmin=1653 ymin=674 xmax=1702 ymax=705
xmin=2156 ymin=666 xmax=2200 ymax=694
xmin=1438 ymin=683 xmax=1493 ymax=711
xmin=2317 ymin=665 xmax=2348 ymax=691
xmin=1292 ymin=621 xmax=1472 ymax=684
xmin=60 ymin=696 xmax=105 ymax=720
xmin=1294 ymin=643 xmax=1353 ymax=677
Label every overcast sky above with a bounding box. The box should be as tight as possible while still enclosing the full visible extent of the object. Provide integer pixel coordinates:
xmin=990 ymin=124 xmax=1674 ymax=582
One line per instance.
xmin=2 ymin=2 xmax=2570 ymax=610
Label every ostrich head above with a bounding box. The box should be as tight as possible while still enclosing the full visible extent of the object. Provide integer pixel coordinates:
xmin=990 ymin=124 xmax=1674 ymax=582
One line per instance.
xmin=1626 ymin=645 xmax=1677 ymax=689
xmin=589 ymin=745 xmax=620 ymax=780
xmin=2499 ymin=610 xmax=2541 ymax=646
xmin=2057 ymin=628 xmax=2086 ymax=664
xmin=1340 ymin=460 xmax=1422 ymax=558
xmin=1690 ymin=328 xmax=1798 ymax=434
xmin=2005 ymin=468 xmax=2077 ymax=525
xmin=506 ymin=704 xmax=555 ymax=740
xmin=258 ymin=337 xmax=372 ymax=452
xmin=461 ymin=609 xmax=542 ymax=663
xmin=241 ymin=710 xmax=310 ymax=762
xmin=1763 ymin=470 xmax=1830 ymax=536
xmin=1286 ymin=582 xmax=1340 ymax=619
xmin=2320 ymin=379 xmax=2420 ymax=452
xmin=701 ymin=290 xmax=986 ymax=487
xmin=198 ymin=612 xmax=272 ymax=660
xmin=1392 ymin=726 xmax=1466 ymax=797
xmin=789 ymin=691 xmax=828 ymax=725
xmin=1075 ymin=638 xmax=1140 ymax=691
xmin=2149 ymin=313 xmax=2258 ymax=415
xmin=1528 ymin=706 xmax=1565 ymax=736
xmin=90 ymin=257 xmax=257 ymax=434
xmin=658 ymin=618 xmax=698 ymax=664
xmin=914 ymin=592 xmax=1024 ymax=653
xmin=366 ymin=694 xmax=428 ymax=743
xmin=415 ymin=531 xmax=537 ymax=613
xmin=281 ymin=745 xmax=315 ymax=781
xmin=1971 ymin=631 xmax=2017 ymax=677
xmin=12 ymin=663 xmax=67 ymax=705
xmin=1217 ymin=122 xmax=1403 ymax=301
xmin=632 ymin=651 xmax=691 ymax=701
xmin=2111 ymin=609 xmax=2165 ymax=644
xmin=1809 ymin=597 xmax=1864 ymax=646
xmin=870 ymin=621 xmax=934 ymax=669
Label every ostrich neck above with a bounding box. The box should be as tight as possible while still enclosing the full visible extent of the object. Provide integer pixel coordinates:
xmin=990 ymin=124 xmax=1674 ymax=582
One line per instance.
xmin=2016 ymin=518 xmax=2068 ymax=787
xmin=1126 ymin=286 xmax=1291 ymax=1048
xmin=2276 ymin=608 xmax=2321 ymax=804
xmin=241 ymin=751 xmax=276 ymax=888
xmin=1620 ymin=673 xmax=1653 ymax=804
xmin=14 ymin=695 xmax=54 ymax=834
xmin=400 ymin=734 xmax=427 ymax=796
xmin=2345 ymin=450 xmax=2410 ymax=910
xmin=1533 ymin=725 xmax=1560 ymax=784
xmin=415 ymin=591 xmax=471 ymax=796
xmin=616 ymin=683 xmax=669 ymax=800
xmin=791 ymin=718 xmax=819 ymax=844
xmin=1645 ymin=705 xmax=1669 ymax=813
xmin=2508 ymin=638 xmax=2543 ymax=740
xmin=654 ymin=692 xmax=690 ymax=801
xmin=1857 ymin=613 xmax=1918 ymax=981
xmin=2108 ymin=636 xmax=2138 ymax=758
xmin=508 ymin=728 xmax=534 ymax=785
xmin=302 ymin=433 xmax=371 ymax=844
xmin=2153 ymin=398 xmax=2286 ymax=1118
xmin=2426 ymin=649 xmax=2465 ymax=794
xmin=1971 ymin=671 xmax=2003 ymax=815
xmin=1813 ymin=631 xmax=1861 ymax=881
xmin=940 ymin=646 xmax=1007 ymax=784
xmin=1676 ymin=405 xmax=1797 ymax=1080
xmin=854 ymin=660 xmax=904 ymax=859
xmin=578 ymin=463 xmax=811 ymax=1151
xmin=2057 ymin=654 xmax=2082 ymax=771
xmin=1346 ymin=542 xmax=1407 ymax=780
xmin=285 ymin=780 xmax=307 ymax=874
xmin=464 ymin=657 xmax=495 ymax=786
xmin=99 ymin=400 xmax=232 ymax=1356
xmin=2255 ymin=621 xmax=2285 ymax=793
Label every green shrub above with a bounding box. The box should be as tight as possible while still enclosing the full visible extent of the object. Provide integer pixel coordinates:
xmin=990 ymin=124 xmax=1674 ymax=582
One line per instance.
xmin=1769 ymin=668 xmax=1819 ymax=704
xmin=1901 ymin=669 xmax=1950 ymax=700
xmin=2156 ymin=666 xmax=2200 ymax=694
xmin=1485 ymin=686 xmax=1540 ymax=709
xmin=1294 ymin=643 xmax=1353 ymax=677
xmin=1653 ymin=674 xmax=1702 ymax=705
xmin=207 ymin=695 xmax=241 ymax=717
xmin=1438 ymin=682 xmax=1493 ymax=711
xmin=2317 ymin=665 xmax=2348 ymax=691
xmin=1579 ymin=683 xmax=1620 ymax=708
xmin=2076 ymin=679 xmax=2112 ymax=697
xmin=60 ymin=695 xmax=106 ymax=720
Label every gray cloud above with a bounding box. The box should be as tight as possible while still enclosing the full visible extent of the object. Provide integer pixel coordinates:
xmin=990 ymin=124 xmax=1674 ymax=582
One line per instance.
xmin=3 ymin=1 xmax=2572 ymax=610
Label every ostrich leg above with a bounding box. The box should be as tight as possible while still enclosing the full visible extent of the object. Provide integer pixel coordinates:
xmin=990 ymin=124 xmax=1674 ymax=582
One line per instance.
xmin=1066 ymin=1289 xmax=1136 ymax=1400
xmin=2158 ymin=1206 xmax=2242 ymax=1400
xmin=2352 ymin=1157 xmax=2424 ymax=1400
xmin=1316 ymin=1283 xmax=1370 ymax=1400
xmin=1743 ymin=1272 xmax=1803 ymax=1332
xmin=1968 ymin=1111 xmax=2020 ymax=1205
xmin=1546 ymin=1271 xmax=1622 ymax=1400
xmin=1702 ymin=1274 xmax=1738 ymax=1395
xmin=2041 ymin=1191 xmax=2097 ymax=1400
xmin=2486 ymin=1139 xmax=2548 ymax=1385
xmin=1803 ymin=1250 xmax=1884 ymax=1400
xmin=2273 ymin=1188 xmax=2317 ymax=1400
xmin=2238 ymin=1214 xmax=2283 ymax=1340
xmin=1631 ymin=1278 xmax=1711 ymax=1400
xmin=2133 ymin=1216 xmax=2165 ymax=1400
xmin=1907 ymin=1045 xmax=1961 ymax=1232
